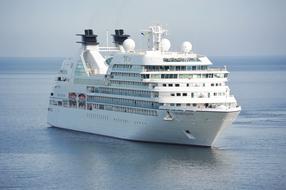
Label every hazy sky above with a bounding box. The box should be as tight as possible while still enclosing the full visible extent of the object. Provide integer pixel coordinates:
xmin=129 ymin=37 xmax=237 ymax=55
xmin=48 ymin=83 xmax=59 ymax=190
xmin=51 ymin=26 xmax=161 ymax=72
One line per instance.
xmin=0 ymin=0 xmax=285 ymax=57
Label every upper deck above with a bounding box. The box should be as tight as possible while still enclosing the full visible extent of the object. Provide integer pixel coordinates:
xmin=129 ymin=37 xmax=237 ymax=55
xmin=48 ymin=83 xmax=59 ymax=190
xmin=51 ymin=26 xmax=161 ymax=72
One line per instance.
xmin=49 ymin=25 xmax=240 ymax=114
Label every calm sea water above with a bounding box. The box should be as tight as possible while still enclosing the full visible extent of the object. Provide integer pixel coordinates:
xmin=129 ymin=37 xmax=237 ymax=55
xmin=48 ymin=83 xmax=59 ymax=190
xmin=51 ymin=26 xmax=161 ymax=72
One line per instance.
xmin=0 ymin=57 xmax=285 ymax=190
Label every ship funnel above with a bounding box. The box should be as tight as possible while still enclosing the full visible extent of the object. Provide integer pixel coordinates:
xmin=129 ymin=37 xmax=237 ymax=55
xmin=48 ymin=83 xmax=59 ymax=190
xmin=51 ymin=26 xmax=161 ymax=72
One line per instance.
xmin=112 ymin=29 xmax=130 ymax=46
xmin=77 ymin=29 xmax=99 ymax=46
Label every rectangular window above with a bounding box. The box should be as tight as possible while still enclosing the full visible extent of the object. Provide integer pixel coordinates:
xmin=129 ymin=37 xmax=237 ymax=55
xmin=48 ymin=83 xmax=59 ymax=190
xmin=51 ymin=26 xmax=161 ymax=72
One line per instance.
xmin=168 ymin=84 xmax=173 ymax=87
xmin=175 ymin=84 xmax=180 ymax=87
xmin=202 ymin=66 xmax=207 ymax=70
xmin=202 ymin=74 xmax=207 ymax=78
xmin=163 ymin=84 xmax=167 ymax=87
xmin=176 ymin=93 xmax=181 ymax=96
xmin=179 ymin=74 xmax=192 ymax=79
xmin=171 ymin=93 xmax=175 ymax=96
xmin=183 ymin=93 xmax=187 ymax=96
xmin=151 ymin=74 xmax=160 ymax=79
xmin=63 ymin=100 xmax=68 ymax=107
xmin=186 ymin=66 xmax=192 ymax=70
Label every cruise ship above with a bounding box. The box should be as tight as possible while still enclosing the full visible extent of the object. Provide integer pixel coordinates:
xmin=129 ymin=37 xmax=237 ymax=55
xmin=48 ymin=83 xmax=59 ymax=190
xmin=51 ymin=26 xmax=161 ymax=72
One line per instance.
xmin=47 ymin=25 xmax=241 ymax=147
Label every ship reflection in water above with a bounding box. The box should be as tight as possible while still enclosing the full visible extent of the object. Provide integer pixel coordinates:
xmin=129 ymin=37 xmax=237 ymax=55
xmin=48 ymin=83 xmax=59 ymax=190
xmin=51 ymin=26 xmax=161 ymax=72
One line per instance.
xmin=45 ymin=127 xmax=229 ymax=189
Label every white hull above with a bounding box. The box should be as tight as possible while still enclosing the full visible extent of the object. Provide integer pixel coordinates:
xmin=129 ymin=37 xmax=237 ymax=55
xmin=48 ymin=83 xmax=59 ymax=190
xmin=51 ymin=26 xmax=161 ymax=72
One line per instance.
xmin=47 ymin=106 xmax=240 ymax=147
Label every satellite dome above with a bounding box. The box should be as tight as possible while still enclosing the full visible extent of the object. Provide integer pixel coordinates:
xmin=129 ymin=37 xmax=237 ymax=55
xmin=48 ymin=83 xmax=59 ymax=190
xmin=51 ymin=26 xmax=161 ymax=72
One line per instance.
xmin=181 ymin=41 xmax=192 ymax=53
xmin=161 ymin=38 xmax=171 ymax=51
xmin=123 ymin=39 xmax=135 ymax=52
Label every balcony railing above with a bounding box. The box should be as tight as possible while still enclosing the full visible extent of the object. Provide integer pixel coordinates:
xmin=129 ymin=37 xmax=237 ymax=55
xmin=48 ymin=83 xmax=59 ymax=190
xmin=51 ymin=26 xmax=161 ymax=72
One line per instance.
xmin=208 ymin=66 xmax=227 ymax=71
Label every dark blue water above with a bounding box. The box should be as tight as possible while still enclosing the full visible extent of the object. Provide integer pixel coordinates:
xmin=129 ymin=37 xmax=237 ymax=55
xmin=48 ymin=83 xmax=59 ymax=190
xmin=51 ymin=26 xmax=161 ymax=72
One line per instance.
xmin=0 ymin=57 xmax=285 ymax=190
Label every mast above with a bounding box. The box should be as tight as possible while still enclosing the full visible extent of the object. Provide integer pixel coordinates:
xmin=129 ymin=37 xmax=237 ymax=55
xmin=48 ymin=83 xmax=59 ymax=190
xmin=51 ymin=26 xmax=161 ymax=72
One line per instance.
xmin=143 ymin=25 xmax=168 ymax=51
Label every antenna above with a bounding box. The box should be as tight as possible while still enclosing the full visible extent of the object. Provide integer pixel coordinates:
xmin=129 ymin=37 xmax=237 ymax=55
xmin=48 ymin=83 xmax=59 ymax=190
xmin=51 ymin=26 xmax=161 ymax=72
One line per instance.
xmin=106 ymin=30 xmax=109 ymax=48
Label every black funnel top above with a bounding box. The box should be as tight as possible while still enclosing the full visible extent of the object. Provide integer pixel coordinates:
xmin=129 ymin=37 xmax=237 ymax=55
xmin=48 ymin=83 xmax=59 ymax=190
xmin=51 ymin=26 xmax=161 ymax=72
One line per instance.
xmin=77 ymin=29 xmax=99 ymax=45
xmin=112 ymin=29 xmax=129 ymax=45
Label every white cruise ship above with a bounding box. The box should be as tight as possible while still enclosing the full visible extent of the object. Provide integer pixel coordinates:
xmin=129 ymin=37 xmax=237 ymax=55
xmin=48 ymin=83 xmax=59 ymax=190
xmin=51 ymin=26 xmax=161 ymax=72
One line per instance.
xmin=47 ymin=25 xmax=241 ymax=147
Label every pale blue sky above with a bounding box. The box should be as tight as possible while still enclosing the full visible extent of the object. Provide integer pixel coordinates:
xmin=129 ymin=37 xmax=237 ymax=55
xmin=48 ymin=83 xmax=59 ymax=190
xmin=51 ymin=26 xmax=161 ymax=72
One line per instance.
xmin=0 ymin=0 xmax=285 ymax=57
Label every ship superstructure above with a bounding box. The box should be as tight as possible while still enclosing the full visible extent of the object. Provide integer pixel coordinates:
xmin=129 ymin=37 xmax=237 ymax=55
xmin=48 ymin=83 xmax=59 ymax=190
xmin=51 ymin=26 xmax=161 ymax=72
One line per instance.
xmin=47 ymin=25 xmax=241 ymax=147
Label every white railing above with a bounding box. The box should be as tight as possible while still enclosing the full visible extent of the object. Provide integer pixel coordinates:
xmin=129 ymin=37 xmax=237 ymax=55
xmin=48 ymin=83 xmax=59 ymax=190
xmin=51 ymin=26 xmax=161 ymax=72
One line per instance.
xmin=208 ymin=66 xmax=227 ymax=71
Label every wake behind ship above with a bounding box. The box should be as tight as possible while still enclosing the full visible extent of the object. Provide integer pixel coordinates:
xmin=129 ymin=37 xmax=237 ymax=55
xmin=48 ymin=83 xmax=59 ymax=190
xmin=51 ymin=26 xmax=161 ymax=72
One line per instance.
xmin=47 ymin=25 xmax=241 ymax=147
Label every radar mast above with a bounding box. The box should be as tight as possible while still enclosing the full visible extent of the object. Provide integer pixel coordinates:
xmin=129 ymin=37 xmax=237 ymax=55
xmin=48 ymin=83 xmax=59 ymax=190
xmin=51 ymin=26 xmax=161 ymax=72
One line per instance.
xmin=143 ymin=25 xmax=168 ymax=51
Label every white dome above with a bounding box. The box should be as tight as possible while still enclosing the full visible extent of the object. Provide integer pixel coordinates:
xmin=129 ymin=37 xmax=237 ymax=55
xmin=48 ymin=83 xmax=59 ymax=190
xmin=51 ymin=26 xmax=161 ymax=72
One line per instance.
xmin=123 ymin=39 xmax=135 ymax=52
xmin=181 ymin=41 xmax=192 ymax=53
xmin=161 ymin=38 xmax=171 ymax=51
